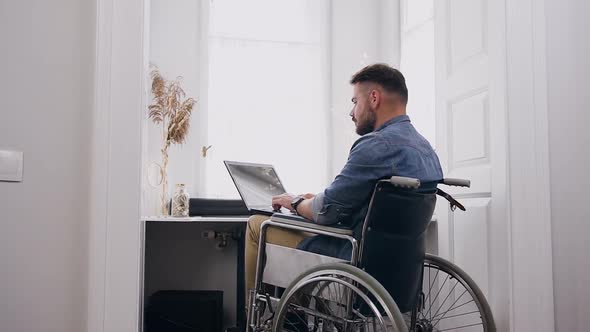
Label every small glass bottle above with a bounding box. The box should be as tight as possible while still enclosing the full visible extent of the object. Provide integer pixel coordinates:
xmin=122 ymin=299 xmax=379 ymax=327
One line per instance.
xmin=171 ymin=183 xmax=190 ymax=217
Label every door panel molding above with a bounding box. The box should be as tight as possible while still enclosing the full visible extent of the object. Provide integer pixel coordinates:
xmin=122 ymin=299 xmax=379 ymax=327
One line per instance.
xmin=453 ymin=197 xmax=491 ymax=297
xmin=448 ymin=90 xmax=490 ymax=168
xmin=446 ymin=0 xmax=488 ymax=75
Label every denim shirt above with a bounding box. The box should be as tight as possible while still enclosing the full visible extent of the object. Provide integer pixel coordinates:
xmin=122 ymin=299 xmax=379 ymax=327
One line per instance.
xmin=310 ymin=115 xmax=443 ymax=228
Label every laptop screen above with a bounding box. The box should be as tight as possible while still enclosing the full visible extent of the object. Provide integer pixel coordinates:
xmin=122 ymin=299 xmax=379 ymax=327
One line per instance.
xmin=224 ymin=161 xmax=287 ymax=209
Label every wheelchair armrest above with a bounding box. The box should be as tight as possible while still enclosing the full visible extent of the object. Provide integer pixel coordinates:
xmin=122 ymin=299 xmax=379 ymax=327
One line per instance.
xmin=441 ymin=178 xmax=471 ymax=188
xmin=269 ymin=213 xmax=354 ymax=236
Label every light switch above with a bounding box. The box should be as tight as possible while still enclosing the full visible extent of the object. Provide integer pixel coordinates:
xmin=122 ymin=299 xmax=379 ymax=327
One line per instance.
xmin=0 ymin=150 xmax=24 ymax=182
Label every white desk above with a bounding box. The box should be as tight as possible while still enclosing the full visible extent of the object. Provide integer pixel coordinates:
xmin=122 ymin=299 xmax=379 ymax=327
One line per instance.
xmin=140 ymin=216 xmax=250 ymax=331
xmin=141 ymin=216 xmax=250 ymax=223
xmin=139 ymin=215 xmax=438 ymax=331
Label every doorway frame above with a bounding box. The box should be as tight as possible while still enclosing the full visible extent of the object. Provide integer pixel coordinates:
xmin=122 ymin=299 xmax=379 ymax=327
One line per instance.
xmin=505 ymin=0 xmax=555 ymax=330
xmin=87 ymin=0 xmax=149 ymax=331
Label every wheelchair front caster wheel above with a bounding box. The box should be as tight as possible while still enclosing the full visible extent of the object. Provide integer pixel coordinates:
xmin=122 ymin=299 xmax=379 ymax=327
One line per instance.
xmin=415 ymin=319 xmax=433 ymax=332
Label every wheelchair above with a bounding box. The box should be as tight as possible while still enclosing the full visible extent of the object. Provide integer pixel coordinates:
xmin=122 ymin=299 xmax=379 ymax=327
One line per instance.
xmin=247 ymin=176 xmax=496 ymax=332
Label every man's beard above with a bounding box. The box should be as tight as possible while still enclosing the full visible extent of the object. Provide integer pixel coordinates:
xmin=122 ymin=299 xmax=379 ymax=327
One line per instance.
xmin=355 ymin=109 xmax=377 ymax=135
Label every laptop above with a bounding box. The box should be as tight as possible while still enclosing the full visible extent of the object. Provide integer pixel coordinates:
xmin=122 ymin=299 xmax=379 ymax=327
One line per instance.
xmin=224 ymin=160 xmax=293 ymax=216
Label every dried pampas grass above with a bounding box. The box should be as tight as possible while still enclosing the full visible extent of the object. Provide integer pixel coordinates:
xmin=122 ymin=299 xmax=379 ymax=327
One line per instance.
xmin=149 ymin=68 xmax=195 ymax=146
xmin=148 ymin=67 xmax=196 ymax=215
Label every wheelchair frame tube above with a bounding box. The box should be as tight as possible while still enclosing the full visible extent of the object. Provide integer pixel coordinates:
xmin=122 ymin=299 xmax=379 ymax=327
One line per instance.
xmin=357 ymin=180 xmax=387 ymax=266
xmin=253 ymin=219 xmax=359 ymax=298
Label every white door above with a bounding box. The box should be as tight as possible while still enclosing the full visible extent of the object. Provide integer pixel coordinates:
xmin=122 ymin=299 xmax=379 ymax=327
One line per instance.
xmin=434 ymin=0 xmax=510 ymax=330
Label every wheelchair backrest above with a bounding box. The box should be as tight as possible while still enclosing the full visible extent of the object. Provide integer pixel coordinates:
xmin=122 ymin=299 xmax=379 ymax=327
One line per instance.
xmin=359 ymin=180 xmax=436 ymax=313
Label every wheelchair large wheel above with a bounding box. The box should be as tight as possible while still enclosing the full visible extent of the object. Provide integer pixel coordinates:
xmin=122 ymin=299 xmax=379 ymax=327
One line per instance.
xmin=273 ymin=262 xmax=408 ymax=332
xmin=410 ymin=254 xmax=495 ymax=332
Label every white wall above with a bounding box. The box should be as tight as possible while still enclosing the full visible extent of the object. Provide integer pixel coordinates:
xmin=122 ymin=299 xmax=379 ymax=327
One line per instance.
xmin=0 ymin=1 xmax=95 ymax=331
xmin=545 ymin=0 xmax=590 ymax=330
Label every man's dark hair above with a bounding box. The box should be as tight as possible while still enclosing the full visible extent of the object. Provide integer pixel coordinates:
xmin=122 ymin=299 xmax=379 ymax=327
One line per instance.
xmin=350 ymin=64 xmax=408 ymax=105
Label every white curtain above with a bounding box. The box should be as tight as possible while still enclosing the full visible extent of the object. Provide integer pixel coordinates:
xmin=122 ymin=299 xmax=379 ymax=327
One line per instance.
xmin=204 ymin=0 xmax=330 ymax=198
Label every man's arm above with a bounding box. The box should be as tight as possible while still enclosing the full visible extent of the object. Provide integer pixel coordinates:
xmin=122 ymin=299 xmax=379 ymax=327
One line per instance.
xmin=271 ymin=193 xmax=315 ymax=220
xmin=272 ymin=134 xmax=393 ymax=225
xmin=312 ymin=134 xmax=393 ymax=225
xmin=294 ymin=198 xmax=313 ymax=220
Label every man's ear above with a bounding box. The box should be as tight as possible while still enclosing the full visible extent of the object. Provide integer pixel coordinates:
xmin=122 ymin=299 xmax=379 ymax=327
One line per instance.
xmin=370 ymin=89 xmax=381 ymax=107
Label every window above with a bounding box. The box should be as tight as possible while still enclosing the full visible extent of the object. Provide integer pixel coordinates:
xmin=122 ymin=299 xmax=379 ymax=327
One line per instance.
xmin=203 ymin=0 xmax=330 ymax=198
